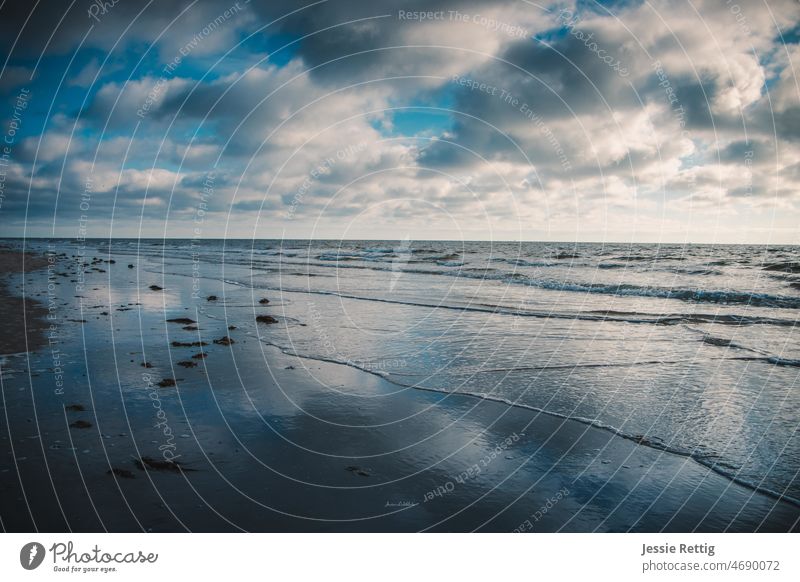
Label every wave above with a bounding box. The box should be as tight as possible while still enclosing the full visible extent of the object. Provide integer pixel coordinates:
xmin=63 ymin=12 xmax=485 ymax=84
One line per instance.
xmin=410 ymin=253 xmax=461 ymax=263
xmin=763 ymin=262 xmax=800 ymax=273
xmin=244 ymin=284 xmax=799 ymax=329
xmin=597 ymin=263 xmax=720 ymax=275
xmin=282 ymin=259 xmax=800 ymax=308
xmin=159 ymin=261 xmax=797 ymax=329
xmin=247 ymin=256 xmax=800 ymax=309
xmin=729 ymin=356 xmax=800 ymax=368
xmin=765 ymin=356 xmax=800 ymax=367
xmin=529 ymin=281 xmax=800 ymax=309
xmin=491 ymin=257 xmax=556 ymax=268
xmin=60 ymin=239 xmax=800 ymax=314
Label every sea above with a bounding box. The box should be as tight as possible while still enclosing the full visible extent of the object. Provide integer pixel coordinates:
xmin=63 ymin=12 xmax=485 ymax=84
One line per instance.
xmin=10 ymin=238 xmax=800 ymax=506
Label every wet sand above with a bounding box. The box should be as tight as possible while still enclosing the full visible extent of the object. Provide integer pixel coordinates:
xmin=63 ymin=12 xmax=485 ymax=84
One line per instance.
xmin=0 ymin=249 xmax=49 ymax=355
xmin=0 ymin=248 xmax=797 ymax=532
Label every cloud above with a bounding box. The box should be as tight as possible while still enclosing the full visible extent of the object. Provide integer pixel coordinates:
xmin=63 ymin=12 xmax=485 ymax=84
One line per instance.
xmin=1 ymin=0 xmax=798 ymax=241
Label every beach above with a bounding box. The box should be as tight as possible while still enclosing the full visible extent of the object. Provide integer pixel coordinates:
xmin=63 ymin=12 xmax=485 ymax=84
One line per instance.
xmin=0 ymin=240 xmax=798 ymax=532
xmin=0 ymin=249 xmax=49 ymax=355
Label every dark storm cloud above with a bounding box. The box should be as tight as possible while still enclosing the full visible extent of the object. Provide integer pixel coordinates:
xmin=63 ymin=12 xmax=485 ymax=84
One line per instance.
xmin=500 ymin=34 xmax=638 ymax=116
xmin=246 ymin=0 xmax=502 ymax=81
xmin=416 ymin=17 xmax=648 ymax=173
xmin=0 ymin=0 xmax=199 ymax=55
xmin=0 ymin=0 xmax=506 ymax=75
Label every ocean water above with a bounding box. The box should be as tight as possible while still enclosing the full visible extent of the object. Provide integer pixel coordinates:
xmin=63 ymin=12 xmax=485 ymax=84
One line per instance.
xmin=13 ymin=238 xmax=800 ymax=505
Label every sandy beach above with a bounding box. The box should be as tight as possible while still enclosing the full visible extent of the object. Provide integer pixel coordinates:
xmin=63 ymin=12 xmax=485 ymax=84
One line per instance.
xmin=0 ymin=243 xmax=797 ymax=532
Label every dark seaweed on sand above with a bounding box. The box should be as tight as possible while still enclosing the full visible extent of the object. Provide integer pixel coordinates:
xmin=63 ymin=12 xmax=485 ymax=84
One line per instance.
xmin=107 ymin=468 xmax=136 ymax=479
xmin=134 ymin=456 xmax=195 ymax=473
xmin=70 ymin=420 xmax=92 ymax=429
xmin=166 ymin=317 xmax=196 ymax=324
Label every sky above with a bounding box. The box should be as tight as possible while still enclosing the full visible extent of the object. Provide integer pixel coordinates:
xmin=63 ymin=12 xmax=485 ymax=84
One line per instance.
xmin=0 ymin=0 xmax=798 ymax=243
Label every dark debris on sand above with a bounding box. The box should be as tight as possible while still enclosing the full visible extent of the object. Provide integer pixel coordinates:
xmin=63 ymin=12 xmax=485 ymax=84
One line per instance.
xmin=107 ymin=468 xmax=136 ymax=479
xmin=213 ymin=336 xmax=235 ymax=345
xmin=256 ymin=315 xmax=278 ymax=324
xmin=149 ymin=285 xmax=163 ymax=291
xmin=134 ymin=456 xmax=195 ymax=473
xmin=259 ymin=298 xmax=270 ymax=304
xmin=70 ymin=420 xmax=93 ymax=429
xmin=191 ymin=352 xmax=208 ymax=359
xmin=166 ymin=317 xmax=196 ymax=324
xmin=157 ymin=378 xmax=177 ymax=388
xmin=172 ymin=340 xmax=208 ymax=347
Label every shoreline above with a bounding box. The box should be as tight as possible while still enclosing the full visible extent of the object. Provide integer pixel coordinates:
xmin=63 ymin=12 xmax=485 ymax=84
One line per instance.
xmin=264 ymin=337 xmax=800 ymax=512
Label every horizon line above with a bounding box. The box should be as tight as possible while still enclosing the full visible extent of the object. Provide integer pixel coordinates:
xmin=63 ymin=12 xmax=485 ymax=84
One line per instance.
xmin=2 ymin=236 xmax=797 ymax=246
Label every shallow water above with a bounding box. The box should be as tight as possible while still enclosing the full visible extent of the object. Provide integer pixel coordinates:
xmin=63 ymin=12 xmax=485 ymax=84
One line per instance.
xmin=11 ymin=238 xmax=800 ymax=504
